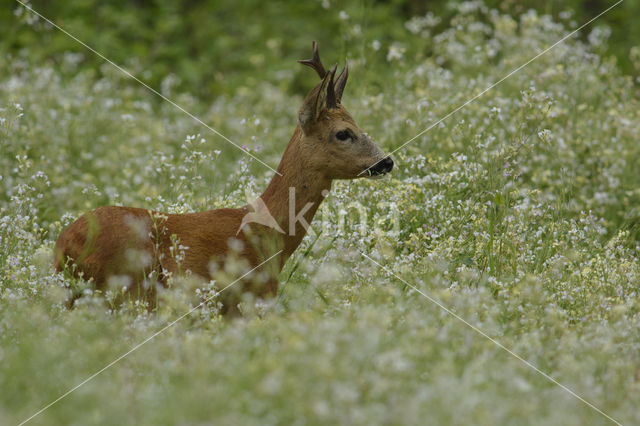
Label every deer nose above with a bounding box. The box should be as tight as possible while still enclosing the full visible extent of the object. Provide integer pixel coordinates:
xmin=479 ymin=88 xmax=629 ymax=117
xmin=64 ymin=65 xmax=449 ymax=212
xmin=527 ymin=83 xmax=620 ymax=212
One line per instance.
xmin=369 ymin=156 xmax=394 ymax=175
xmin=380 ymin=156 xmax=394 ymax=172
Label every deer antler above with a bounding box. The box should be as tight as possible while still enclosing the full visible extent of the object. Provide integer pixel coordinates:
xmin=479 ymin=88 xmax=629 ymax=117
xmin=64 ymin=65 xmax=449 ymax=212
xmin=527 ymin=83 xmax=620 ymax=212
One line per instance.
xmin=300 ymin=42 xmax=348 ymax=106
xmin=298 ymin=41 xmax=326 ymax=78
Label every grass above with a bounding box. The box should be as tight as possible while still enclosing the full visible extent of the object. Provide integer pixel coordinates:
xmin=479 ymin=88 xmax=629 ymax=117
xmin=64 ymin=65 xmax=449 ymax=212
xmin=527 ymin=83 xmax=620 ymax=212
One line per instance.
xmin=1 ymin=2 xmax=640 ymax=425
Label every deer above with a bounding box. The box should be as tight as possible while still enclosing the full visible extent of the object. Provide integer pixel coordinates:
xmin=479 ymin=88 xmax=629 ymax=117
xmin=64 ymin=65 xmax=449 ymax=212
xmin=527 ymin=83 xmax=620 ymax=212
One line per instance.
xmin=54 ymin=42 xmax=394 ymax=313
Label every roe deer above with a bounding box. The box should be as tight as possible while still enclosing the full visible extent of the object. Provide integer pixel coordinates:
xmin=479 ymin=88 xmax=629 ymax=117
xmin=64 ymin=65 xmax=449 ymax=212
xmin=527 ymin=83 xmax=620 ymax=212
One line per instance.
xmin=55 ymin=42 xmax=394 ymax=312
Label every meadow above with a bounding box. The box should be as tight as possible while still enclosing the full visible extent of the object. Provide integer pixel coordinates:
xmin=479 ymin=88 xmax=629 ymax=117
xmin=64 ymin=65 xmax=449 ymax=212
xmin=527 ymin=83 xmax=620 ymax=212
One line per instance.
xmin=1 ymin=1 xmax=640 ymax=425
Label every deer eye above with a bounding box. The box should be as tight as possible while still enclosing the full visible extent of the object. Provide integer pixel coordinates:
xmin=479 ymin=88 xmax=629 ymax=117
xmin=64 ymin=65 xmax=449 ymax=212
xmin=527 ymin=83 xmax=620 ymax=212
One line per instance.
xmin=335 ymin=130 xmax=352 ymax=141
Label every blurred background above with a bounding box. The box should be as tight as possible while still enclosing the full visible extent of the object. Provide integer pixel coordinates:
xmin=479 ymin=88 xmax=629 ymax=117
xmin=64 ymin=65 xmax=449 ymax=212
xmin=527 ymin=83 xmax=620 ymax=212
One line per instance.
xmin=1 ymin=0 xmax=638 ymax=103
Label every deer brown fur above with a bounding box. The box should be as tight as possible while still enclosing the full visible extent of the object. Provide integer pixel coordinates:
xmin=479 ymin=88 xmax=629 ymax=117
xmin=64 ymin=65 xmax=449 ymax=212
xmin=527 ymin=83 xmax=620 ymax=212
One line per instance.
xmin=54 ymin=42 xmax=393 ymax=312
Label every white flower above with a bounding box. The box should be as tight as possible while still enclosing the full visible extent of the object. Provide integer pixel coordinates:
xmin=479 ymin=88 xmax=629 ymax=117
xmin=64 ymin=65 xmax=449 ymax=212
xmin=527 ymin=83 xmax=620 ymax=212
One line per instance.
xmin=386 ymin=44 xmax=405 ymax=62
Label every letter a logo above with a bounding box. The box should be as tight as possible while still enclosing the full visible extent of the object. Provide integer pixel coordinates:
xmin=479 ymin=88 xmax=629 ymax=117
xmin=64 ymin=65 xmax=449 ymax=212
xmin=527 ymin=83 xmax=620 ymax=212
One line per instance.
xmin=237 ymin=192 xmax=285 ymax=235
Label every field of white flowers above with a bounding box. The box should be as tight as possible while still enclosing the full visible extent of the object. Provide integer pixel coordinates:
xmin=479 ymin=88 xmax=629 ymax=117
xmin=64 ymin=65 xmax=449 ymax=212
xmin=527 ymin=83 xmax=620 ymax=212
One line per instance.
xmin=2 ymin=2 xmax=640 ymax=425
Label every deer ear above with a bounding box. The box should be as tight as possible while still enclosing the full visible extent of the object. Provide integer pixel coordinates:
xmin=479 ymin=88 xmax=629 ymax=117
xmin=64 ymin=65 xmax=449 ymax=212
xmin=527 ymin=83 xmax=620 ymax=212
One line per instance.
xmin=298 ymin=67 xmax=333 ymax=133
xmin=325 ymin=64 xmax=338 ymax=110
xmin=316 ymin=66 xmax=337 ymax=117
xmin=335 ymin=60 xmax=348 ymax=103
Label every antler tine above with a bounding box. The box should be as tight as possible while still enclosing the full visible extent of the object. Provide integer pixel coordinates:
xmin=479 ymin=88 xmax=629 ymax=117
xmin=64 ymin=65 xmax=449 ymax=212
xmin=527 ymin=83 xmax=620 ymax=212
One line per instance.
xmin=298 ymin=41 xmax=327 ymax=78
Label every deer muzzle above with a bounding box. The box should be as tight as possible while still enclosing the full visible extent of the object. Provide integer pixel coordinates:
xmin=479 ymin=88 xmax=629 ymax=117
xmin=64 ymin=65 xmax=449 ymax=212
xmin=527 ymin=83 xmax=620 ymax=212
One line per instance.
xmin=365 ymin=156 xmax=394 ymax=178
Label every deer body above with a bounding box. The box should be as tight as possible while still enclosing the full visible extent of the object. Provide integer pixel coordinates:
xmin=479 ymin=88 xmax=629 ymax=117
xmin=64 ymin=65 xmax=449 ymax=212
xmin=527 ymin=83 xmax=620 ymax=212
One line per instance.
xmin=55 ymin=43 xmax=393 ymax=310
xmin=55 ymin=206 xmax=259 ymax=291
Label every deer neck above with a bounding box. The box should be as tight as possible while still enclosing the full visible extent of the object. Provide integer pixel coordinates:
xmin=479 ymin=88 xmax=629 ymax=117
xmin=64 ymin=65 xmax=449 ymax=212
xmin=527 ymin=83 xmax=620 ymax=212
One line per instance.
xmin=259 ymin=126 xmax=331 ymax=258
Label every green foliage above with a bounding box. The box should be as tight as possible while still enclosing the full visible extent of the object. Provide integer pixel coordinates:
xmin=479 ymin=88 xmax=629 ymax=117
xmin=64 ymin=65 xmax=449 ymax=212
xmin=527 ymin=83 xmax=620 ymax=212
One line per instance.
xmin=2 ymin=0 xmax=638 ymax=101
xmin=2 ymin=2 xmax=640 ymax=425
xmin=1 ymin=0 xmax=415 ymax=100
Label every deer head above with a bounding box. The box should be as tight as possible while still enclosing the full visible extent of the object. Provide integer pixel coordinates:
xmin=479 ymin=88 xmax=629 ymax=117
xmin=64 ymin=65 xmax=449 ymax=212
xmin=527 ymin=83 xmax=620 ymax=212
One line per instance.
xmin=296 ymin=42 xmax=393 ymax=180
